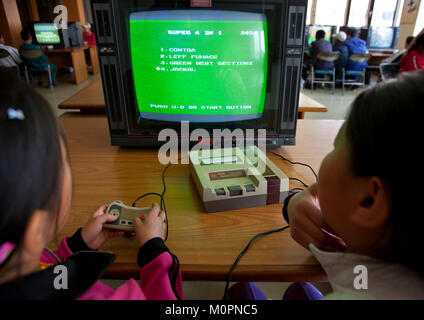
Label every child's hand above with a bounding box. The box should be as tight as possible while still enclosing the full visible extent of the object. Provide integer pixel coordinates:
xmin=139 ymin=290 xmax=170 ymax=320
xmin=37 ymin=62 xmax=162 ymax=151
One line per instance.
xmin=288 ymin=184 xmax=347 ymax=252
xmin=134 ymin=203 xmax=166 ymax=247
xmin=81 ymin=205 xmax=124 ymax=250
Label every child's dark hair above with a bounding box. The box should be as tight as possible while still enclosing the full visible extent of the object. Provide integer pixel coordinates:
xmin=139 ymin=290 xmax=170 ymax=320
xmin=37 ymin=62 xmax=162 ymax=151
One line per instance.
xmin=345 ymin=71 xmax=424 ymax=272
xmin=316 ymin=30 xmax=326 ymax=40
xmin=408 ymin=34 xmax=424 ymax=53
xmin=346 ymin=28 xmax=359 ymax=38
xmin=0 ymin=68 xmax=67 ymax=272
xmin=20 ymin=28 xmax=32 ymax=42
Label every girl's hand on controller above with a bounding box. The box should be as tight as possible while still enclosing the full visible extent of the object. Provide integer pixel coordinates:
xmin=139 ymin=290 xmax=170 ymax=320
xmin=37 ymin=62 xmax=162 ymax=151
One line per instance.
xmin=81 ymin=205 xmax=125 ymax=250
xmin=134 ymin=203 xmax=166 ymax=247
xmin=288 ymin=184 xmax=347 ymax=252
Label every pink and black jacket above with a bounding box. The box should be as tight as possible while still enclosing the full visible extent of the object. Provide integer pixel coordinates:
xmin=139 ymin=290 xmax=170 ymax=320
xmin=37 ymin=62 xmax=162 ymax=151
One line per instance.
xmin=0 ymin=229 xmax=183 ymax=300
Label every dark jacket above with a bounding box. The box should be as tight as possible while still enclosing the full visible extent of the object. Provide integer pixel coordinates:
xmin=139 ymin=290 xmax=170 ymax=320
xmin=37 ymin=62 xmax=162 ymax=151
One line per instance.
xmin=311 ymin=38 xmax=334 ymax=70
xmin=333 ymin=42 xmax=349 ymax=74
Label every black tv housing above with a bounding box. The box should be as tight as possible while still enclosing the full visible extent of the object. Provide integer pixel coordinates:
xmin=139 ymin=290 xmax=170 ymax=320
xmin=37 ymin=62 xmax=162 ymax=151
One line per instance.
xmin=91 ymin=0 xmax=307 ymax=148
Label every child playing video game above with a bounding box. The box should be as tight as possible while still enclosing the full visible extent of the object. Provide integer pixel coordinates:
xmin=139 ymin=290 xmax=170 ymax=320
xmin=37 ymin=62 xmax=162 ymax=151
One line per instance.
xmin=230 ymin=71 xmax=424 ymax=300
xmin=0 ymin=69 xmax=183 ymax=300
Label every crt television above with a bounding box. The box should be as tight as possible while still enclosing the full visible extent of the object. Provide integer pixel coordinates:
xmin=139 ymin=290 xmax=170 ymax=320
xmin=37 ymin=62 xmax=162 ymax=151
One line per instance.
xmin=91 ymin=0 xmax=307 ymax=148
xmin=305 ymin=24 xmax=337 ymax=46
xmin=367 ymin=27 xmax=401 ymax=50
xmin=32 ymin=22 xmax=70 ymax=48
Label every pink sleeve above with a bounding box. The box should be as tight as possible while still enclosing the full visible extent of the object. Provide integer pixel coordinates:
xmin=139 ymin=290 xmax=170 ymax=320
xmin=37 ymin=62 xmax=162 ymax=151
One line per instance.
xmin=40 ymin=237 xmax=74 ymax=264
xmin=138 ymin=252 xmax=183 ymax=300
xmin=79 ymin=252 xmax=183 ymax=300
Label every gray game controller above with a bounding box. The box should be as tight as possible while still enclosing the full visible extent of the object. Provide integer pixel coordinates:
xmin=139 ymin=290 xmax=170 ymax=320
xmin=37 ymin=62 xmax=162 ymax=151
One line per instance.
xmin=104 ymin=200 xmax=151 ymax=232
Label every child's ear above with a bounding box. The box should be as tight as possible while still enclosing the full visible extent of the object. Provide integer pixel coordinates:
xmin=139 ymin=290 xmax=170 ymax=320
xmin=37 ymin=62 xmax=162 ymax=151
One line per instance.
xmin=23 ymin=210 xmax=50 ymax=256
xmin=350 ymin=177 xmax=392 ymax=229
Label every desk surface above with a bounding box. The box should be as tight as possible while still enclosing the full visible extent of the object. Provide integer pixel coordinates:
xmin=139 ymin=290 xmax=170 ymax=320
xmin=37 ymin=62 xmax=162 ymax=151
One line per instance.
xmin=57 ymin=113 xmax=343 ymax=282
xmin=43 ymin=45 xmax=90 ymax=53
xmin=58 ymin=78 xmax=328 ymax=115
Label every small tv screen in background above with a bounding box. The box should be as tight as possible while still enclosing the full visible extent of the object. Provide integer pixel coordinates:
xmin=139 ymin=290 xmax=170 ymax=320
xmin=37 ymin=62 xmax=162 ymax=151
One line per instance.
xmin=129 ymin=10 xmax=268 ymax=123
xmin=369 ymin=27 xmax=395 ymax=49
xmin=34 ymin=23 xmax=61 ymax=44
xmin=307 ymin=26 xmax=333 ymax=45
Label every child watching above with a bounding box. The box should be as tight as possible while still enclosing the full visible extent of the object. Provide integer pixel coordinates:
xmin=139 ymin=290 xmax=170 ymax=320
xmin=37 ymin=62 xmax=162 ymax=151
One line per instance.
xmin=230 ymin=71 xmax=424 ymax=300
xmin=400 ymin=34 xmax=424 ymax=72
xmin=0 ymin=69 xmax=183 ymax=300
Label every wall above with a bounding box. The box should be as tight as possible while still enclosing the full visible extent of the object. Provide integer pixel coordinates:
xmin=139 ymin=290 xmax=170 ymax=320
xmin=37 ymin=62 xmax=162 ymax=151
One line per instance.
xmin=398 ymin=0 xmax=421 ymax=49
xmin=0 ymin=0 xmax=23 ymax=47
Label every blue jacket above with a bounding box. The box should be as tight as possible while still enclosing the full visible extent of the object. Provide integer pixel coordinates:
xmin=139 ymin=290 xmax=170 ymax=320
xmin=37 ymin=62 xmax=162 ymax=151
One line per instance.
xmin=344 ymin=37 xmax=368 ymax=71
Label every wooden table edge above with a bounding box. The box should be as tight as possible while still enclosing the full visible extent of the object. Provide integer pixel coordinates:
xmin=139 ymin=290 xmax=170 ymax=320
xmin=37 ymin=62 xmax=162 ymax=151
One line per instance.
xmin=102 ymin=263 xmax=327 ymax=283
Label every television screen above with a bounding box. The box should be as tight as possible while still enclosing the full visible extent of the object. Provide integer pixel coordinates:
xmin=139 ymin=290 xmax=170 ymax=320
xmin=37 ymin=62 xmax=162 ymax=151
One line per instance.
xmin=34 ymin=23 xmax=61 ymax=44
xmin=129 ymin=10 xmax=268 ymax=123
xmin=368 ymin=27 xmax=395 ymax=49
xmin=307 ymin=25 xmax=333 ymax=45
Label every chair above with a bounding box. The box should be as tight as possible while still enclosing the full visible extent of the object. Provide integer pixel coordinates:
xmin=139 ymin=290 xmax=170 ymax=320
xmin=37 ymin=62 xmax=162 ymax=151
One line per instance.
xmin=341 ymin=53 xmax=371 ymax=96
xmin=0 ymin=48 xmax=20 ymax=79
xmin=310 ymin=52 xmax=340 ymax=95
xmin=379 ymin=63 xmax=400 ymax=82
xmin=19 ymin=49 xmax=54 ymax=92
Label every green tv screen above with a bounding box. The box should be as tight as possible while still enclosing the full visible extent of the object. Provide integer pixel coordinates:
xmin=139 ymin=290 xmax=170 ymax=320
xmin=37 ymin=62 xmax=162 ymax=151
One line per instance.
xmin=129 ymin=10 xmax=268 ymax=123
xmin=34 ymin=23 xmax=61 ymax=44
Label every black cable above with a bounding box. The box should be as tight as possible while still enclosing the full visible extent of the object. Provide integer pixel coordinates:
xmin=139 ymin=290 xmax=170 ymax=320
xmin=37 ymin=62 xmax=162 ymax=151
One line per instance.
xmin=132 ymin=159 xmax=184 ymax=242
xmin=222 ymin=225 xmax=290 ymax=300
xmin=289 ymin=177 xmax=309 ymax=188
xmin=268 ymin=151 xmax=318 ymax=182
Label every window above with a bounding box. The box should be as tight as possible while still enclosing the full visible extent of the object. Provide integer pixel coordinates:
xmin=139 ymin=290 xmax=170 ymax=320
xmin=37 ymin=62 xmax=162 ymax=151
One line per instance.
xmin=371 ymin=0 xmax=398 ymax=26
xmin=348 ymin=0 xmax=370 ymax=27
xmin=315 ymin=0 xmax=348 ymax=26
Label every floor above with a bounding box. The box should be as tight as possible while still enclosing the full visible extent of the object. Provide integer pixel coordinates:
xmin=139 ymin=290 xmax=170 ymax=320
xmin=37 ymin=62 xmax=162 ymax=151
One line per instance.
xmin=31 ymin=71 xmax=365 ymax=300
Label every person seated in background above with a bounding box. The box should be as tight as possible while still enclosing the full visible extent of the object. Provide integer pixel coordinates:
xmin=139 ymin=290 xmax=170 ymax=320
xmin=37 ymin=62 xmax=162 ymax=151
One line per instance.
xmin=400 ymin=34 xmax=424 ymax=73
xmin=333 ymin=31 xmax=349 ymax=78
xmin=384 ymin=36 xmax=415 ymax=64
xmin=0 ymin=34 xmax=22 ymax=68
xmin=344 ymin=28 xmax=368 ymax=72
xmin=19 ymin=28 xmax=57 ymax=86
xmin=310 ymin=29 xmax=334 ymax=71
xmin=83 ymin=23 xmax=96 ymax=46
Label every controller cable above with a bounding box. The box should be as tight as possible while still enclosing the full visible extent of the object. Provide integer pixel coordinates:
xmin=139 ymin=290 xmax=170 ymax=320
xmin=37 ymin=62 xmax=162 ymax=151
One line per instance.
xmin=132 ymin=162 xmax=173 ymax=241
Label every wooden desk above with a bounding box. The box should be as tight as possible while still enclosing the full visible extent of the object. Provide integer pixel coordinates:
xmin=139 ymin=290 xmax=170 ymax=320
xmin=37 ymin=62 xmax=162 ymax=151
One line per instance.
xmin=44 ymin=45 xmax=100 ymax=85
xmin=298 ymin=93 xmax=327 ymax=119
xmin=369 ymin=52 xmax=392 ymax=65
xmin=57 ymin=113 xmax=343 ymax=282
xmin=59 ymin=79 xmax=328 ymax=119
